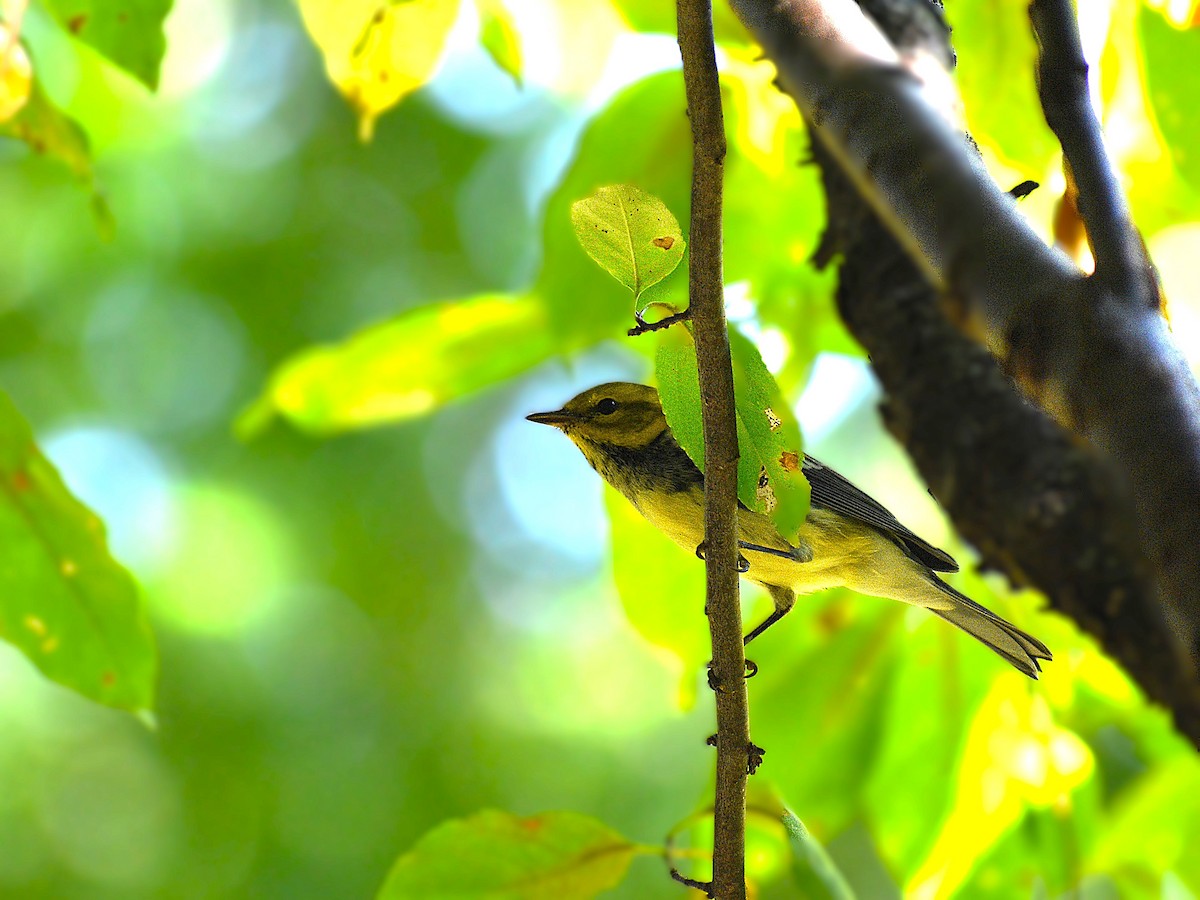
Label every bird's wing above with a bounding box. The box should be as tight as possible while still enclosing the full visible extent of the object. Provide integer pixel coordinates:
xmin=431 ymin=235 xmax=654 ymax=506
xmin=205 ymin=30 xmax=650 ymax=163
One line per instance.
xmin=802 ymin=454 xmax=959 ymax=572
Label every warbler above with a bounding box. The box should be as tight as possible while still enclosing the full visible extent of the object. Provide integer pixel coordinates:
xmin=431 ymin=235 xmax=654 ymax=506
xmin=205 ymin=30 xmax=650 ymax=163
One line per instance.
xmin=527 ymin=382 xmax=1051 ymax=677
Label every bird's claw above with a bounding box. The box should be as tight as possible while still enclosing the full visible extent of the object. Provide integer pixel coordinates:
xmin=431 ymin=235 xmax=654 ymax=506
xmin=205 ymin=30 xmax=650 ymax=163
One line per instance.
xmin=694 ymin=541 xmax=750 ymax=572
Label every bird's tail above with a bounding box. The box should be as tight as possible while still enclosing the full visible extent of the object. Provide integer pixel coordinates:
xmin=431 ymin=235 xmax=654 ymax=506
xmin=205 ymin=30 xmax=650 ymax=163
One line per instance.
xmin=928 ymin=578 xmax=1053 ymax=679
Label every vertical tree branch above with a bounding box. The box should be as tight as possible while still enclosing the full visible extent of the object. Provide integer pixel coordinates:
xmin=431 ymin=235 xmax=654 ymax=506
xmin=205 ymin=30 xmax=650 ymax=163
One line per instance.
xmin=1031 ymin=0 xmax=1152 ymax=297
xmin=677 ymin=0 xmax=746 ymax=897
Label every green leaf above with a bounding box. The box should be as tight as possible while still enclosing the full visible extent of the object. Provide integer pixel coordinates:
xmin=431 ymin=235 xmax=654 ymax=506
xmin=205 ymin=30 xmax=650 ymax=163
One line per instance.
xmin=782 ymin=810 xmax=856 ymax=900
xmin=606 ymin=486 xmax=707 ymax=708
xmin=948 ymin=0 xmax=1058 ymax=176
xmin=753 ymin=599 xmax=900 ymax=832
xmin=654 ymin=324 xmax=705 ymax=469
xmin=729 ymin=329 xmax=809 ymax=540
xmin=378 ymin=809 xmax=638 ymax=899
xmin=476 ymin=0 xmax=522 ymax=86
xmin=240 ymin=294 xmax=554 ymax=436
xmin=0 ymin=76 xmax=114 ymax=236
xmin=609 ymin=0 xmax=751 ymax=46
xmin=1140 ymin=9 xmax=1200 ymax=195
xmin=654 ymin=326 xmax=809 ymax=541
xmin=0 ymin=392 xmax=155 ymax=711
xmin=535 ymin=74 xmax=691 ymax=344
xmin=570 ymin=184 xmax=686 ymax=305
xmin=40 ymin=0 xmax=173 ymax=90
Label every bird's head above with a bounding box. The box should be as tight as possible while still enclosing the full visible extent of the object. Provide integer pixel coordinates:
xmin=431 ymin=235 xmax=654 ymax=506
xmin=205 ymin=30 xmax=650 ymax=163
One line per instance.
xmin=526 ymin=382 xmax=668 ymax=449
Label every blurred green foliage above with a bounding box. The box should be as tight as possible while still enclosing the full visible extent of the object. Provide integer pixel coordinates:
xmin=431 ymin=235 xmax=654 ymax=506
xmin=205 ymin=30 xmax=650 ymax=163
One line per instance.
xmin=2 ymin=0 xmax=1200 ymax=897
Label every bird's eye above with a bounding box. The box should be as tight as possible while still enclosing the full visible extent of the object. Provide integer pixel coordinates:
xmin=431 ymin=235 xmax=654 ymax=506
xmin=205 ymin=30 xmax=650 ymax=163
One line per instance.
xmin=595 ymin=398 xmax=618 ymax=415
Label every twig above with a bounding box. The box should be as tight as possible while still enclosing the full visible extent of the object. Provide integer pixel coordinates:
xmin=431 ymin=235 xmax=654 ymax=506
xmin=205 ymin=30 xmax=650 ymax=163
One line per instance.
xmin=1030 ymin=0 xmax=1153 ymax=299
xmin=627 ymin=307 xmax=692 ymax=336
xmin=676 ymin=0 xmax=748 ymax=896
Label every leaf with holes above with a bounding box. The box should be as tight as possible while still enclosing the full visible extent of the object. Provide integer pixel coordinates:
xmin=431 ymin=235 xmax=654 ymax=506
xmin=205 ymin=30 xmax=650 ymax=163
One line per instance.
xmin=378 ymin=809 xmax=638 ymax=899
xmin=570 ymin=184 xmax=686 ymax=306
xmin=655 ymin=326 xmax=809 ymax=541
xmin=0 ymin=392 xmax=155 ymax=711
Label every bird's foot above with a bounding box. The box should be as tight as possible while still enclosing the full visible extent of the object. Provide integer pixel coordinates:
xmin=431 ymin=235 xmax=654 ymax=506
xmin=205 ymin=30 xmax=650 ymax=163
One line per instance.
xmin=695 ymin=541 xmax=750 ymax=572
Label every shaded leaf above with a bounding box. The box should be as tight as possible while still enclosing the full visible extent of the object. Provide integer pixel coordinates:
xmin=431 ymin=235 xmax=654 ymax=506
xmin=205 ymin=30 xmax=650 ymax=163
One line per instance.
xmin=0 ymin=392 xmax=155 ymax=711
xmin=477 ymin=0 xmax=522 ymax=86
xmin=570 ymin=184 xmax=685 ymax=304
xmin=40 ymin=0 xmax=173 ymax=90
xmin=378 ymin=809 xmax=637 ymax=899
xmin=296 ymin=0 xmax=459 ymax=140
xmin=240 ymin=295 xmax=553 ymax=436
xmin=782 ymin=810 xmax=856 ymax=900
xmin=606 ymin=486 xmax=707 ymax=708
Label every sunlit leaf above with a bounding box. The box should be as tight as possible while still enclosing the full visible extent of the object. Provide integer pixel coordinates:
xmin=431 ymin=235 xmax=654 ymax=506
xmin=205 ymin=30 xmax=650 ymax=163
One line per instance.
xmin=606 ymin=486 xmax=707 ymax=708
xmin=535 ymin=74 xmax=692 ymax=343
xmin=0 ymin=392 xmax=155 ymax=711
xmin=570 ymin=185 xmax=685 ymax=305
xmin=377 ymin=809 xmax=638 ymax=899
xmin=296 ymin=0 xmax=459 ymax=140
xmin=476 ymin=0 xmax=522 ymax=85
xmin=654 ymin=326 xmax=809 ymax=541
xmin=40 ymin=0 xmax=173 ymax=90
xmin=654 ymin=324 xmax=705 ymax=466
xmin=782 ymin=809 xmax=855 ymax=900
xmin=906 ymin=675 xmax=1094 ymax=898
xmin=0 ymin=25 xmax=32 ymax=121
xmin=241 ymin=294 xmax=554 ymax=436
xmin=0 ymin=74 xmax=114 ymax=236
xmin=1144 ymin=0 xmax=1200 ymax=29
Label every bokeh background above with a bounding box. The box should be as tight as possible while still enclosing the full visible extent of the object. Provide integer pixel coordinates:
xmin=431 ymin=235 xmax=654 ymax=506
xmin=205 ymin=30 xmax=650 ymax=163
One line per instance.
xmin=2 ymin=0 xmax=1200 ymax=896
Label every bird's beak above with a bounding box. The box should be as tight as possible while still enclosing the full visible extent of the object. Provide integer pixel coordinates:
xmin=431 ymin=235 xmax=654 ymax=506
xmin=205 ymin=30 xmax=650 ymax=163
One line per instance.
xmin=526 ymin=409 xmax=575 ymax=428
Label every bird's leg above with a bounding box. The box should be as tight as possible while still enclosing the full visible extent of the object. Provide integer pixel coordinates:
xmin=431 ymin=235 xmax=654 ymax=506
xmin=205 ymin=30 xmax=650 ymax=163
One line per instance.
xmin=738 ymin=541 xmax=812 ymax=563
xmin=744 ymin=585 xmax=797 ymax=646
xmin=743 ymin=609 xmax=787 ymax=646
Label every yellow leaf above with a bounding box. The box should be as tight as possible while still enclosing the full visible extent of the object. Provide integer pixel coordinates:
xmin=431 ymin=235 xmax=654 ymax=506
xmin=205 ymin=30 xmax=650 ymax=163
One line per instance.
xmin=295 ymin=0 xmax=460 ymax=140
xmin=0 ymin=24 xmax=32 ymax=123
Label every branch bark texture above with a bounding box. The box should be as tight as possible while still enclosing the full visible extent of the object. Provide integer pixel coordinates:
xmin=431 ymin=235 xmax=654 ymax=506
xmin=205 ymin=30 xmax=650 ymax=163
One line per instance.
xmin=726 ymin=0 xmax=1200 ymax=741
xmin=677 ymin=0 xmax=747 ymax=897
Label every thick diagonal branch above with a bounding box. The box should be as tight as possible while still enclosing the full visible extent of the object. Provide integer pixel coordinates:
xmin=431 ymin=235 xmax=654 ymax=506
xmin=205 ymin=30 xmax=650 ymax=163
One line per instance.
xmin=726 ymin=0 xmax=1200 ymax=732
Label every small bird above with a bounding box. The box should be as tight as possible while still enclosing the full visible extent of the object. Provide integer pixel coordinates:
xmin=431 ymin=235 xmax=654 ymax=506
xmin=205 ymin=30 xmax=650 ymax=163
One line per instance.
xmin=527 ymin=382 xmax=1051 ymax=678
